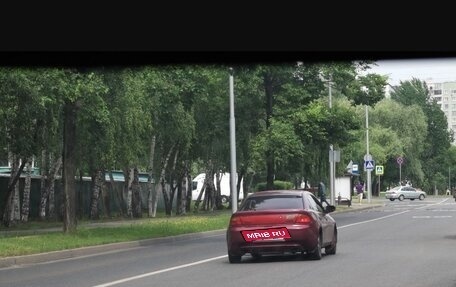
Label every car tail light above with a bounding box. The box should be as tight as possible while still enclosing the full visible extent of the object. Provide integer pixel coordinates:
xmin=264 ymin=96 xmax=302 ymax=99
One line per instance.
xmin=229 ymin=212 xmax=312 ymax=226
xmin=229 ymin=215 xmax=243 ymax=227
xmin=294 ymin=213 xmax=312 ymax=224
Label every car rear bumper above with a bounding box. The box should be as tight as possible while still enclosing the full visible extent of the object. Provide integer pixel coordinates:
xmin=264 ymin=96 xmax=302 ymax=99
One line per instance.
xmin=227 ymin=226 xmax=318 ymax=256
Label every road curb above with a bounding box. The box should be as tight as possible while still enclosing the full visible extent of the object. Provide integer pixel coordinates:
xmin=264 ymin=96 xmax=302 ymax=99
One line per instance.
xmin=0 ymin=202 xmax=385 ymax=269
xmin=0 ymin=229 xmax=225 ymax=268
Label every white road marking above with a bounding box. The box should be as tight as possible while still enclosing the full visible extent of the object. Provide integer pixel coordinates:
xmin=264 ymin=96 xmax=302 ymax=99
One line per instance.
xmin=92 ymin=198 xmax=453 ymax=286
xmin=339 ymin=198 xmax=451 ymax=229
xmin=339 ymin=210 xmax=410 ymax=229
xmin=412 ymin=215 xmax=452 ymax=218
xmin=91 ymin=255 xmax=227 ymax=287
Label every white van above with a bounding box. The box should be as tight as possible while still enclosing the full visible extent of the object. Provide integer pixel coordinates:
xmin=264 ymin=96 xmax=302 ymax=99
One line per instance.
xmin=191 ymin=172 xmax=244 ymax=203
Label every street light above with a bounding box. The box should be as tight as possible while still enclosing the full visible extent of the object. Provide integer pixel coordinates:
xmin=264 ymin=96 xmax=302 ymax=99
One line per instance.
xmin=361 ymin=86 xmax=372 ymax=203
xmin=320 ymin=73 xmax=336 ymax=205
xmin=229 ymin=67 xmax=238 ymax=213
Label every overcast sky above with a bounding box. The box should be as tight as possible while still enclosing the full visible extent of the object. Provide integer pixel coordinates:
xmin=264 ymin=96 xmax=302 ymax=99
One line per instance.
xmin=364 ymin=57 xmax=456 ymax=86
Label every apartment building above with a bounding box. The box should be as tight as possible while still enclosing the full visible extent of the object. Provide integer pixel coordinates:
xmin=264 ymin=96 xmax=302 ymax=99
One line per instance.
xmin=427 ymin=80 xmax=456 ymax=144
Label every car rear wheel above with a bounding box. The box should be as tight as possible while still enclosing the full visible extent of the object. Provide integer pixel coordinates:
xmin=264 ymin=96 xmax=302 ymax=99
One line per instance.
xmin=419 ymin=194 xmax=425 ymax=200
xmin=308 ymin=235 xmax=322 ymax=260
xmin=389 ymin=198 xmax=395 ymax=201
xmin=398 ymin=195 xmax=405 ymax=201
xmin=228 ymin=254 xmax=242 ymax=263
xmin=251 ymin=252 xmax=262 ymax=260
xmin=325 ymin=229 xmax=337 ymax=255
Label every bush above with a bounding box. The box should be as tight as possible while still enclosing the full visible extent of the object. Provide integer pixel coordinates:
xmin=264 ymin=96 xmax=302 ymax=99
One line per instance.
xmin=255 ymin=180 xmax=294 ymax=191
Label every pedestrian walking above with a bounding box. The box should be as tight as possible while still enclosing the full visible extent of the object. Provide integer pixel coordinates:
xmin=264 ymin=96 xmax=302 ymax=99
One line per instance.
xmin=355 ymin=181 xmax=364 ymax=204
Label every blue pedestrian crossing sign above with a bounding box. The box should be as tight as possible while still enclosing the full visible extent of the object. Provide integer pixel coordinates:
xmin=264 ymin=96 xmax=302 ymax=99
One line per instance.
xmin=364 ymin=160 xmax=375 ymax=170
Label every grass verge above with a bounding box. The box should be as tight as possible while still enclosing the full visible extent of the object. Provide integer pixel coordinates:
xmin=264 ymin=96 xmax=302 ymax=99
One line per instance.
xmin=0 ymin=211 xmax=232 ymax=258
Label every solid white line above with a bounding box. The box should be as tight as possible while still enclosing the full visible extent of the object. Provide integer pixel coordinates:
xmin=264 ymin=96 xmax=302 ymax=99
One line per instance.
xmin=91 ymin=255 xmax=227 ymax=287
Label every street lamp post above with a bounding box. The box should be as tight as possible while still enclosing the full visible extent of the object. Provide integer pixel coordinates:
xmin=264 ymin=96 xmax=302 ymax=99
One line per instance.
xmin=320 ymin=73 xmax=340 ymax=205
xmin=328 ymin=79 xmax=335 ymax=205
xmin=229 ymin=68 xmax=238 ymax=213
xmin=365 ymin=104 xmax=372 ymax=203
xmin=361 ymin=86 xmax=372 ymax=203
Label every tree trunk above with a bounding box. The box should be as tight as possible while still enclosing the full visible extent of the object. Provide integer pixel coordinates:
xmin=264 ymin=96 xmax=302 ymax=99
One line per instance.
xmin=176 ymin=171 xmax=188 ymax=215
xmin=47 ymin=156 xmax=62 ymax=219
xmin=159 ymin=143 xmax=175 ymax=216
xmin=131 ymin=167 xmax=142 ymax=218
xmin=176 ymin=165 xmax=189 ymax=215
xmin=20 ymin=159 xmax=33 ymax=222
xmin=90 ymin=169 xmax=103 ymax=219
xmin=185 ymin=173 xmax=192 ymax=213
xmin=193 ymin=179 xmax=206 ymax=212
xmin=167 ymin=149 xmax=180 ymax=214
xmin=10 ymin=154 xmax=22 ymax=223
xmin=147 ymin=135 xmax=157 ymax=217
xmin=62 ymin=101 xmax=78 ymax=233
xmin=215 ymin=172 xmax=223 ymax=209
xmin=2 ymin=155 xmax=25 ymax=227
xmin=39 ymin=149 xmax=49 ymax=220
xmin=123 ymin=167 xmax=134 ymax=218
xmin=206 ymin=169 xmax=216 ymax=211
xmin=12 ymin=175 xmax=21 ymax=222
xmin=102 ymin=176 xmax=111 ymax=218
xmin=39 ymin=154 xmax=62 ymax=220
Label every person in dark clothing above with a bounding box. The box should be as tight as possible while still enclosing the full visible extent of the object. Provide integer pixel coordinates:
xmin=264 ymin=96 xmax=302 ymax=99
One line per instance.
xmin=318 ymin=181 xmax=329 ymax=205
xmin=355 ymin=181 xmax=364 ymax=203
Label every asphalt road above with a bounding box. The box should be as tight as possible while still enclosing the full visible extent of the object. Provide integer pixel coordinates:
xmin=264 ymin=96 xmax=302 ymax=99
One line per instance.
xmin=1 ymin=197 xmax=456 ymax=287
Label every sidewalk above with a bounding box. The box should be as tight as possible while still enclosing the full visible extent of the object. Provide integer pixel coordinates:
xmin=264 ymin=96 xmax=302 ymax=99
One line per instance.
xmin=333 ymin=195 xmax=385 ymax=212
xmin=0 ymin=197 xmax=386 ymax=268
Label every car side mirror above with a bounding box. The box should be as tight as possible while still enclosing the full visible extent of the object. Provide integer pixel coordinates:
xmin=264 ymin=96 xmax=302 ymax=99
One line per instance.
xmin=325 ymin=205 xmax=336 ymax=213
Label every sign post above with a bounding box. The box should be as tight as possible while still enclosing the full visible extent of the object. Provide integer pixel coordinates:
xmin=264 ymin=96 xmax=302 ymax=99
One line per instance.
xmin=396 ymin=157 xmax=403 ymax=185
xmin=375 ymin=165 xmax=384 ymax=194
xmin=364 ymin=154 xmax=374 ymax=203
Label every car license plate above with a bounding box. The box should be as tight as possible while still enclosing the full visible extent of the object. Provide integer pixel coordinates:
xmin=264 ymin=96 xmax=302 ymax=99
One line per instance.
xmin=241 ymin=227 xmax=291 ymax=242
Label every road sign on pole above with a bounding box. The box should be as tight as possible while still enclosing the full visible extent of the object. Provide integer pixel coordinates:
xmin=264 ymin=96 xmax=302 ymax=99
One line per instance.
xmin=375 ymin=165 xmax=384 ymax=175
xmin=352 ymin=163 xmax=359 ymax=175
xmin=364 ymin=160 xmax=375 ymax=171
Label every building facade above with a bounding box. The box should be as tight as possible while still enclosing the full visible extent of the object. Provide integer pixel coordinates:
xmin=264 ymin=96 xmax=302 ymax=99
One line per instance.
xmin=427 ymin=80 xmax=456 ymax=144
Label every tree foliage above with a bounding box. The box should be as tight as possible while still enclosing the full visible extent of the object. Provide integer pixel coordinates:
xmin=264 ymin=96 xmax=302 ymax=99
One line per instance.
xmin=1 ymin=62 xmax=455 ymax=229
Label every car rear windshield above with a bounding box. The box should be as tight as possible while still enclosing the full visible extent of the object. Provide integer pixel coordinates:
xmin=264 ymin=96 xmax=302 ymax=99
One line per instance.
xmin=239 ymin=195 xmax=303 ymax=211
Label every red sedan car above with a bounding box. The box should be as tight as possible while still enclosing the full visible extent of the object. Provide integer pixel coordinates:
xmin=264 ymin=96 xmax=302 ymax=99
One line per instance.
xmin=226 ymin=189 xmax=338 ymax=263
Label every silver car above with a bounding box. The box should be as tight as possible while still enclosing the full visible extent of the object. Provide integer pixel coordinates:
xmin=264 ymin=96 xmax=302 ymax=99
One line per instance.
xmin=385 ymin=185 xmax=426 ymax=201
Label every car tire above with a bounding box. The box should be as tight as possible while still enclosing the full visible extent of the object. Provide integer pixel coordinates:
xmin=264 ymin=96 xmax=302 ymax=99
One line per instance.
xmin=251 ymin=252 xmax=262 ymax=260
xmin=221 ymin=195 xmax=229 ymax=204
xmin=325 ymin=229 xmax=337 ymax=255
xmin=389 ymin=198 xmax=395 ymax=201
xmin=419 ymin=194 xmax=425 ymax=200
xmin=308 ymin=235 xmax=322 ymax=260
xmin=228 ymin=254 xmax=242 ymax=263
xmin=398 ymin=195 xmax=405 ymax=201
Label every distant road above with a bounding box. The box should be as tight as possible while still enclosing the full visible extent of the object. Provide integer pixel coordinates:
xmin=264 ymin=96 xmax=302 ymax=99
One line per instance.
xmin=1 ymin=197 xmax=455 ymax=287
